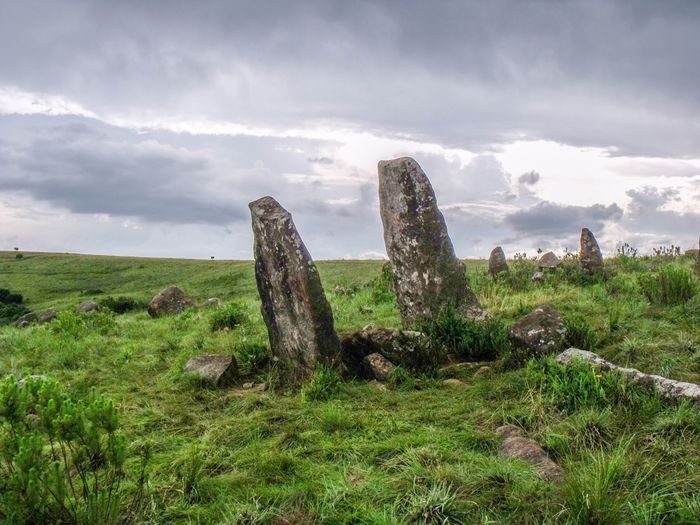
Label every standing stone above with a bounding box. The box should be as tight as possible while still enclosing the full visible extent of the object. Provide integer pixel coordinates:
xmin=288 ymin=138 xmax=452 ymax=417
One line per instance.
xmin=378 ymin=157 xmax=483 ymax=326
xmin=580 ymin=228 xmax=603 ymax=274
xmin=488 ymin=246 xmax=509 ymax=277
xmin=538 ymin=251 xmax=561 ymax=269
xmin=250 ymin=196 xmax=342 ymax=383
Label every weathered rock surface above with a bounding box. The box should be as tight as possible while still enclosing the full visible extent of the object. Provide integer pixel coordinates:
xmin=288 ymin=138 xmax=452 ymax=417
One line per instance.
xmin=38 ymin=308 xmax=58 ymax=323
xmin=580 ymin=228 xmax=604 ymax=274
xmin=377 ymin=157 xmax=484 ymax=325
xmin=443 ymin=378 xmax=467 ymax=387
xmin=363 ymin=352 xmax=396 ymax=382
xmin=250 ymin=196 xmax=342 ymax=383
xmin=538 ymin=251 xmax=561 ymax=269
xmin=340 ymin=327 xmax=428 ymax=377
xmin=76 ymin=300 xmax=101 ymax=314
xmin=531 ymin=271 xmax=545 ymax=283
xmin=556 ymin=348 xmax=700 ymax=402
xmin=148 ymin=286 xmax=192 ymax=318
xmin=488 ymin=246 xmax=509 ymax=277
xmin=496 ymin=425 xmax=563 ymax=480
xmin=182 ymin=355 xmax=237 ymax=388
xmin=509 ymin=305 xmax=567 ymax=357
xmin=13 ymin=312 xmax=37 ymax=327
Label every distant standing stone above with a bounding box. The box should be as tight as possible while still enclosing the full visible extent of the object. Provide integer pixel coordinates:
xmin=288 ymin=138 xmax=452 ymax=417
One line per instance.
xmin=537 ymin=251 xmax=561 ymax=269
xmin=488 ymin=246 xmax=509 ymax=277
xmin=580 ymin=228 xmax=603 ymax=274
xmin=148 ymin=286 xmax=193 ymax=317
xmin=76 ymin=300 xmax=101 ymax=314
xmin=182 ymin=355 xmax=237 ymax=388
xmin=377 ymin=157 xmax=484 ymax=326
xmin=250 ymin=196 xmax=343 ymax=383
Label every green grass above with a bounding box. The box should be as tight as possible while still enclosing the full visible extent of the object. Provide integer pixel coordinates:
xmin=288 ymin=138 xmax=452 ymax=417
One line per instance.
xmin=1 ymin=251 xmax=700 ymax=523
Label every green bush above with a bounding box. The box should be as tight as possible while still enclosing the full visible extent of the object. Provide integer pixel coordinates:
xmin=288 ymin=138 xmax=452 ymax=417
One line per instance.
xmin=369 ymin=262 xmax=395 ymax=304
xmin=0 ymin=303 xmax=30 ymax=326
xmin=300 ymin=366 xmax=343 ymax=402
xmin=638 ymin=264 xmax=698 ymax=306
xmin=0 ymin=375 xmax=148 ymax=524
xmin=234 ymin=343 xmax=271 ymax=375
xmin=0 ymin=288 xmax=23 ymax=304
xmin=210 ymin=302 xmax=248 ymax=331
xmin=100 ymin=296 xmax=145 ymax=314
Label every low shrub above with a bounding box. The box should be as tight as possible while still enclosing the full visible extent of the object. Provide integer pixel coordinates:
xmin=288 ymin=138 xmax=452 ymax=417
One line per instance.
xmin=100 ymin=296 xmax=146 ymax=314
xmin=369 ymin=262 xmax=395 ymax=304
xmin=234 ymin=342 xmax=271 ymax=375
xmin=300 ymin=366 xmax=343 ymax=402
xmin=210 ymin=302 xmax=248 ymax=331
xmin=638 ymin=263 xmax=698 ymax=306
xmin=0 ymin=303 xmax=30 ymax=326
xmin=0 ymin=288 xmax=23 ymax=304
xmin=0 ymin=375 xmax=148 ymax=524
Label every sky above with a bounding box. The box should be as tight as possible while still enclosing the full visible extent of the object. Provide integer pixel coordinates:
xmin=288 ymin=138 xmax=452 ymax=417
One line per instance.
xmin=1 ymin=0 xmax=699 ymax=260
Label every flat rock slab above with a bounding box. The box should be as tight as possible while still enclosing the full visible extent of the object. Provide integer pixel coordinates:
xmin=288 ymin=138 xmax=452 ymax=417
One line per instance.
xmin=556 ymin=348 xmax=700 ymax=402
xmin=183 ymin=355 xmax=238 ymax=388
xmin=378 ymin=157 xmax=483 ymax=325
xmin=363 ymin=352 xmax=396 ymax=382
xmin=250 ymin=196 xmax=342 ymax=383
xmin=509 ymin=305 xmax=567 ymax=357
xmin=496 ymin=425 xmax=563 ymax=480
xmin=148 ymin=286 xmax=193 ymax=317
xmin=580 ymin=228 xmax=603 ymax=274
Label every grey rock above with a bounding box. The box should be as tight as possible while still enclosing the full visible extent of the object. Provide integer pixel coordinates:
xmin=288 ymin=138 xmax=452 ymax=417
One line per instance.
xmin=76 ymin=300 xmax=101 ymax=314
xmin=202 ymin=297 xmax=223 ymax=308
xmin=580 ymin=228 xmax=604 ymax=274
xmin=377 ymin=157 xmax=484 ymax=326
xmin=496 ymin=425 xmax=563 ymax=480
xmin=509 ymin=305 xmax=567 ymax=358
xmin=443 ymin=378 xmax=467 ymax=387
xmin=363 ymin=352 xmax=396 ymax=382
xmin=148 ymin=286 xmax=192 ymax=317
xmin=182 ymin=355 xmax=237 ymax=388
xmin=531 ymin=271 xmax=546 ymax=283
xmin=473 ymin=365 xmax=493 ymax=379
xmin=488 ymin=246 xmax=509 ymax=277
xmin=38 ymin=308 xmax=58 ymax=323
xmin=250 ymin=196 xmax=342 ymax=383
xmin=340 ymin=327 xmax=429 ymax=377
xmin=13 ymin=312 xmax=37 ymax=327
xmin=537 ymin=251 xmax=561 ymax=269
xmin=556 ymin=348 xmax=700 ymax=402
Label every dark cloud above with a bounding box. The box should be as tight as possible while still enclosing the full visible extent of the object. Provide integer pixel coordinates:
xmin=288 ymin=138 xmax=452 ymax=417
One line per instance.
xmin=504 ymin=201 xmax=623 ymax=236
xmin=621 ymin=185 xmax=700 ymax=241
xmin=518 ymin=171 xmax=540 ymax=185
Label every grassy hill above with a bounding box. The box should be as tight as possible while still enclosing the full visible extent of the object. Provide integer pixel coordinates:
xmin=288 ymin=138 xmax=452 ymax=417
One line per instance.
xmin=1 ymin=251 xmax=700 ymax=524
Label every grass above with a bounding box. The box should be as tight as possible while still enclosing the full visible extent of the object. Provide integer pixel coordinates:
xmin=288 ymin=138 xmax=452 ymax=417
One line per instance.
xmin=0 ymin=251 xmax=699 ymax=523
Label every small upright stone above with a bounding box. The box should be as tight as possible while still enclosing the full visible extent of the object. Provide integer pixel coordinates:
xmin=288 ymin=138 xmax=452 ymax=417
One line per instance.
xmin=580 ymin=228 xmax=603 ymax=274
xmin=378 ymin=157 xmax=483 ymax=325
xmin=488 ymin=246 xmax=509 ymax=277
xmin=148 ymin=286 xmax=192 ymax=317
xmin=183 ymin=355 xmax=237 ymax=388
xmin=250 ymin=196 xmax=342 ymax=383
xmin=538 ymin=251 xmax=561 ymax=269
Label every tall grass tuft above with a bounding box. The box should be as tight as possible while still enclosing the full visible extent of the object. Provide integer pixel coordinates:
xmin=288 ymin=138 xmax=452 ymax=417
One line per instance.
xmin=300 ymin=366 xmax=343 ymax=402
xmin=638 ymin=263 xmax=698 ymax=306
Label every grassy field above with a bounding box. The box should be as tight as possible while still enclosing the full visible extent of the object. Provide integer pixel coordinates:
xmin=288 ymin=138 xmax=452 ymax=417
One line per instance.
xmin=1 ymin=250 xmax=700 ymax=524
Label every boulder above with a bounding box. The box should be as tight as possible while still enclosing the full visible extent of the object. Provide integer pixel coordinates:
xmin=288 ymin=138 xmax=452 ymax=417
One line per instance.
xmin=488 ymin=246 xmax=509 ymax=277
xmin=537 ymin=251 xmax=561 ymax=269
xmin=38 ymin=308 xmax=58 ymax=323
xmin=509 ymin=305 xmax=567 ymax=358
xmin=556 ymin=348 xmax=700 ymax=402
xmin=76 ymin=300 xmax=101 ymax=314
xmin=580 ymin=228 xmax=603 ymax=274
xmin=13 ymin=312 xmax=37 ymax=327
xmin=496 ymin=425 xmax=563 ymax=480
xmin=182 ymin=355 xmax=238 ymax=388
xmin=377 ymin=157 xmax=484 ymax=325
xmin=148 ymin=286 xmax=192 ymax=318
xmin=363 ymin=352 xmax=396 ymax=382
xmin=340 ymin=327 xmax=428 ymax=377
xmin=250 ymin=196 xmax=343 ymax=383
xmin=443 ymin=378 xmax=467 ymax=387
xmin=531 ymin=271 xmax=545 ymax=283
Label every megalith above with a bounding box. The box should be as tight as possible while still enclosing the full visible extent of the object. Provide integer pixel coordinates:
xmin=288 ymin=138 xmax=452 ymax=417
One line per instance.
xmin=377 ymin=157 xmax=483 ymax=326
xmin=249 ymin=196 xmax=342 ymax=383
xmin=488 ymin=246 xmax=509 ymax=277
xmin=580 ymin=228 xmax=604 ymax=274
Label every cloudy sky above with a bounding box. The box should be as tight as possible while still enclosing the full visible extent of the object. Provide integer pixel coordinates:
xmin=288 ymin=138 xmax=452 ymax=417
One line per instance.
xmin=1 ymin=0 xmax=699 ymax=259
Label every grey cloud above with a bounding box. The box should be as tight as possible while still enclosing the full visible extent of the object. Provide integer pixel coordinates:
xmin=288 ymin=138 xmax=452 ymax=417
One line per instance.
xmin=518 ymin=171 xmax=540 ymax=185
xmin=308 ymin=157 xmax=334 ymax=165
xmin=504 ymin=201 xmax=623 ymax=236
xmin=621 ymin=185 xmax=700 ymax=241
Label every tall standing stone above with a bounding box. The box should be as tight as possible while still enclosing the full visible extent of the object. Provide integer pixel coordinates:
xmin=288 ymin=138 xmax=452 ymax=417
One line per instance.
xmin=249 ymin=196 xmax=342 ymax=383
xmin=488 ymin=246 xmax=509 ymax=277
xmin=378 ymin=157 xmax=484 ymax=326
xmin=580 ymin=228 xmax=603 ymax=274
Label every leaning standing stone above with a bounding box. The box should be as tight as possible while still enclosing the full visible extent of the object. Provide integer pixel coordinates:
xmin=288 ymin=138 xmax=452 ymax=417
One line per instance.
xmin=249 ymin=196 xmax=342 ymax=383
xmin=580 ymin=228 xmax=604 ymax=274
xmin=378 ymin=157 xmax=484 ymax=326
xmin=488 ymin=246 xmax=509 ymax=277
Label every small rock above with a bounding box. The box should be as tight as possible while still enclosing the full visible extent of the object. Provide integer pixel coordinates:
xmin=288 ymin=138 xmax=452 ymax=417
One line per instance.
xmin=443 ymin=378 xmax=466 ymax=387
xmin=76 ymin=300 xmax=101 ymax=314
xmin=363 ymin=352 xmax=396 ymax=382
xmin=531 ymin=271 xmax=545 ymax=283
xmin=496 ymin=425 xmax=563 ymax=480
xmin=148 ymin=286 xmax=193 ymax=318
xmin=182 ymin=355 xmax=237 ymax=388
xmin=13 ymin=312 xmax=38 ymax=327
xmin=202 ymin=297 xmax=223 ymax=308
xmin=38 ymin=308 xmax=58 ymax=323
xmin=509 ymin=305 xmax=567 ymax=358
xmin=488 ymin=246 xmax=509 ymax=277
xmin=537 ymin=252 xmax=561 ymax=269
xmin=473 ymin=366 xmax=493 ymax=379
xmin=242 ymin=382 xmax=255 ymax=389
xmin=340 ymin=327 xmax=428 ymax=377
xmin=369 ymin=379 xmax=388 ymax=391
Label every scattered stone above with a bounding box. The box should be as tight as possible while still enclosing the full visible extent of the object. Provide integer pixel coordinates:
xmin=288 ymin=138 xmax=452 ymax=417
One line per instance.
xmin=556 ymin=348 xmax=700 ymax=402
xmin=531 ymin=271 xmax=545 ymax=283
xmin=363 ymin=352 xmax=396 ymax=382
xmin=202 ymin=297 xmax=223 ymax=308
xmin=13 ymin=312 xmax=37 ymax=327
xmin=38 ymin=308 xmax=58 ymax=323
xmin=182 ymin=355 xmax=237 ymax=388
xmin=488 ymin=246 xmax=509 ymax=277
xmin=18 ymin=374 xmax=48 ymax=387
xmin=369 ymin=379 xmax=388 ymax=391
xmin=340 ymin=327 xmax=428 ymax=377
xmin=496 ymin=425 xmax=563 ymax=480
xmin=148 ymin=286 xmax=193 ymax=318
xmin=473 ymin=365 xmax=493 ymax=379
xmin=580 ymin=228 xmax=604 ymax=274
xmin=242 ymin=382 xmax=255 ymax=389
xmin=443 ymin=378 xmax=466 ymax=387
xmin=76 ymin=300 xmax=101 ymax=314
xmin=509 ymin=305 xmax=567 ymax=358
xmin=377 ymin=157 xmax=484 ymax=325
xmin=439 ymin=361 xmax=489 ymax=375
xmin=537 ymin=251 xmax=561 ymax=269
xmin=250 ymin=196 xmax=343 ymax=383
